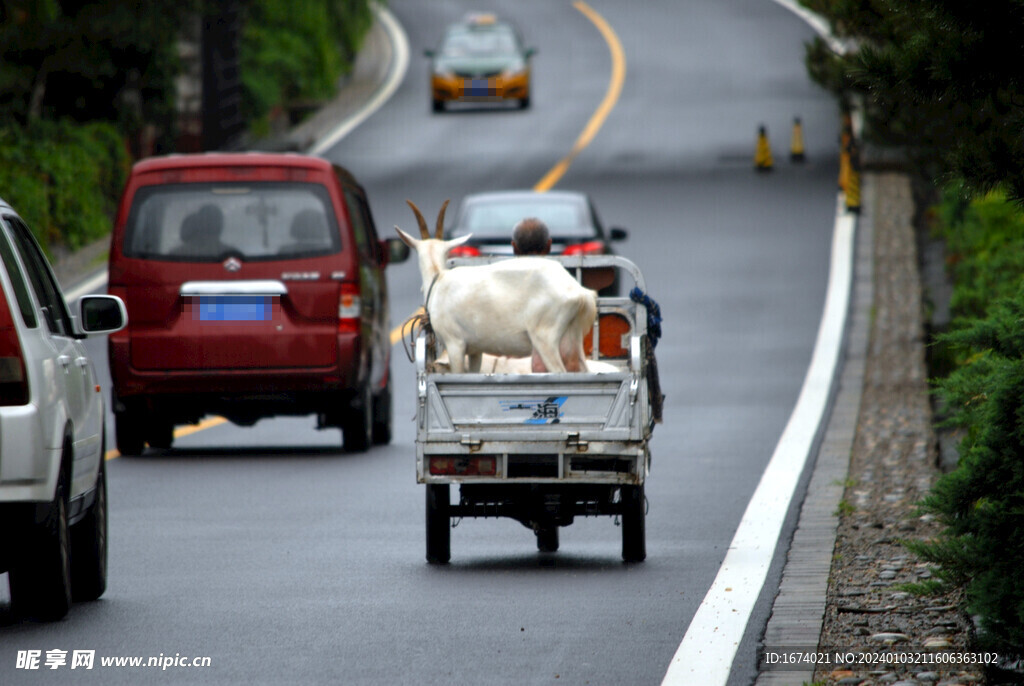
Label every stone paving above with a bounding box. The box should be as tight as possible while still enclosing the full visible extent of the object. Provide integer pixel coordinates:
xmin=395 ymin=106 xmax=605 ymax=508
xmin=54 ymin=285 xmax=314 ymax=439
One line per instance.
xmin=811 ymin=173 xmax=982 ymax=686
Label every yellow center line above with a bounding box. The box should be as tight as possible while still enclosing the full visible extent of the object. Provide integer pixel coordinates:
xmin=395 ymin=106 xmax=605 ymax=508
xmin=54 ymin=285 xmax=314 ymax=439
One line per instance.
xmin=390 ymin=307 xmax=424 ymax=346
xmin=105 ymin=416 xmax=229 ymax=460
xmin=390 ymin=1 xmax=626 ymax=340
xmin=534 ymin=1 xmax=626 ymax=192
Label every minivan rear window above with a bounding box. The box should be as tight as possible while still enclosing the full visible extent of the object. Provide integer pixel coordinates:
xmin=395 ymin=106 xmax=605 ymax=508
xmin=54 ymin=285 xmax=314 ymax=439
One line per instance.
xmin=123 ymin=182 xmax=343 ymax=261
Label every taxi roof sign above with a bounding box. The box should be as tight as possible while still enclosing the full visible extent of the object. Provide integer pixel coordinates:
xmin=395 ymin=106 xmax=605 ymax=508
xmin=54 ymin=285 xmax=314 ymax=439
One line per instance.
xmin=464 ymin=12 xmax=497 ymax=26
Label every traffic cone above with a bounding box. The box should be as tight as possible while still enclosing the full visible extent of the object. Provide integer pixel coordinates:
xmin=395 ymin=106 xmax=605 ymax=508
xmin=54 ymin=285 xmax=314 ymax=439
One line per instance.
xmin=754 ymin=125 xmax=773 ymax=172
xmin=845 ymin=138 xmax=861 ymax=213
xmin=790 ymin=117 xmax=806 ymax=162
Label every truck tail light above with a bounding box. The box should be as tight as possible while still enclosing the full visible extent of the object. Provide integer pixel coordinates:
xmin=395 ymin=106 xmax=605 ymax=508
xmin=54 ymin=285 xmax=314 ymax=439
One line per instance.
xmin=0 ymin=297 xmax=28 ymax=406
xmin=338 ymin=283 xmax=361 ymax=334
xmin=429 ymin=456 xmax=497 ymax=476
xmin=448 ymin=244 xmax=481 ymax=258
xmin=562 ymin=240 xmax=605 ymax=256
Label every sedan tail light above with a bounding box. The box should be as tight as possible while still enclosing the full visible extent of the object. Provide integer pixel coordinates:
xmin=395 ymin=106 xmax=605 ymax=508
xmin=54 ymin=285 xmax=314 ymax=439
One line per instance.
xmin=338 ymin=283 xmax=361 ymax=334
xmin=0 ymin=296 xmax=28 ymax=406
xmin=562 ymin=240 xmax=605 ymax=256
xmin=448 ymin=244 xmax=481 ymax=258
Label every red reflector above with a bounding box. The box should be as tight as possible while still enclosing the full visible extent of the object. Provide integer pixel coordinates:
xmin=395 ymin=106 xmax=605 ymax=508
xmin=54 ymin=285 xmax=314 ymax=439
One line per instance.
xmin=562 ymin=240 xmax=605 ymax=256
xmin=429 ymin=456 xmax=497 ymax=476
xmin=448 ymin=245 xmax=481 ymax=258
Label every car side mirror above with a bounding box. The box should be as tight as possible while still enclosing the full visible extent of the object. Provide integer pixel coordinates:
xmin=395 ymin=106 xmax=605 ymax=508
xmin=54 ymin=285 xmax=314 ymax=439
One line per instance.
xmin=609 ymin=227 xmax=628 ymax=241
xmin=75 ymin=295 xmax=128 ymax=336
xmin=384 ymin=238 xmax=410 ymax=265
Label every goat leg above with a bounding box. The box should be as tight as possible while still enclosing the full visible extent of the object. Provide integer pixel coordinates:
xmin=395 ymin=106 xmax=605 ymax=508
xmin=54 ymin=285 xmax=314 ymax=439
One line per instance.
xmin=530 ymin=337 xmax=567 ymax=373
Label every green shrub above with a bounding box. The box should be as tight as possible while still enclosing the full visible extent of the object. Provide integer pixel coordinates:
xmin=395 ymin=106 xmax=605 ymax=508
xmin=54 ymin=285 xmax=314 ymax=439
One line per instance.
xmin=915 ymin=184 xmax=1024 ymax=658
xmin=934 ymin=185 xmax=1024 ymax=322
xmin=919 ymin=292 xmax=1024 ymax=658
xmin=0 ymin=120 xmax=129 ymax=253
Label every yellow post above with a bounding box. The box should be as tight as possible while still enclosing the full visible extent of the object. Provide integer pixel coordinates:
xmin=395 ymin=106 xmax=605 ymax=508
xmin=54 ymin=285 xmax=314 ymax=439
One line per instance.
xmin=754 ymin=125 xmax=773 ymax=172
xmin=790 ymin=117 xmax=805 ymax=162
xmin=845 ymin=138 xmax=861 ymax=213
xmin=838 ymin=112 xmax=852 ymax=191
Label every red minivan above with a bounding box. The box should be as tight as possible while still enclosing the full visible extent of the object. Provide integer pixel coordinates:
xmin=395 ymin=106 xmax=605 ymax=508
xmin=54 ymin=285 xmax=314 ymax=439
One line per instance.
xmin=107 ymin=153 xmax=408 ymax=454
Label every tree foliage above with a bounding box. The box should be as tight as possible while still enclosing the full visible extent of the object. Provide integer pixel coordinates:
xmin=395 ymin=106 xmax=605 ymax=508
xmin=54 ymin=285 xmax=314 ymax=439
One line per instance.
xmin=0 ymin=0 xmax=197 ymax=143
xmin=802 ymin=0 xmax=1024 ymax=201
xmin=240 ymin=0 xmax=373 ymax=132
xmin=0 ymin=119 xmax=129 ymax=252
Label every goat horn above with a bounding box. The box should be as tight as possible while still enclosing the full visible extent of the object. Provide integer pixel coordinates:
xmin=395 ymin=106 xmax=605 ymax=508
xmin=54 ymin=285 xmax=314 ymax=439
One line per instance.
xmin=406 ymin=200 xmax=431 ymax=239
xmin=435 ymin=199 xmax=450 ymax=239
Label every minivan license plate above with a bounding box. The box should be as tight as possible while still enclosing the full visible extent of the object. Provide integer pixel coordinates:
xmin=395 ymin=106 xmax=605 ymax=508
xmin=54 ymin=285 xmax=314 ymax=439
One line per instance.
xmin=196 ymin=296 xmax=274 ymax=322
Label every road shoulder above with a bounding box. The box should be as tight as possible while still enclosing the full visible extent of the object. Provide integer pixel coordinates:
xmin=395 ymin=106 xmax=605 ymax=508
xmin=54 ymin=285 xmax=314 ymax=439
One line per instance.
xmin=756 ymin=173 xmax=983 ymax=686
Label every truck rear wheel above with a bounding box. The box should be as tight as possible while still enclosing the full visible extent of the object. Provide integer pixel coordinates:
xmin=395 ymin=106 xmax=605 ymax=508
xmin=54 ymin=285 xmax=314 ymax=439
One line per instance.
xmin=621 ymin=485 xmax=646 ymax=563
xmin=425 ymin=484 xmax=450 ymax=564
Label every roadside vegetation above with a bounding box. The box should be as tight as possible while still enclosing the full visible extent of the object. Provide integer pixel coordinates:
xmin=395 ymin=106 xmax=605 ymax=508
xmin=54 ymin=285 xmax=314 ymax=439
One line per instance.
xmin=0 ymin=0 xmax=372 ymax=251
xmin=802 ymin=0 xmax=1024 ymax=661
xmin=241 ymin=0 xmax=373 ymax=137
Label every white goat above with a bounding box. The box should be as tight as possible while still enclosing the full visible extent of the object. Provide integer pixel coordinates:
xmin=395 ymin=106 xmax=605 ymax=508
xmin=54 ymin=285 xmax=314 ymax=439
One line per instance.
xmin=397 ymin=200 xmax=598 ymax=374
xmin=434 ymin=352 xmax=621 ymax=375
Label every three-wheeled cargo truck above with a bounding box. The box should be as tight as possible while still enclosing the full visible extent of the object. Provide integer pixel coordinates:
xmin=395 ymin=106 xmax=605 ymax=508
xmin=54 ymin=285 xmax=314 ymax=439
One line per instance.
xmin=411 ymin=254 xmax=660 ymax=563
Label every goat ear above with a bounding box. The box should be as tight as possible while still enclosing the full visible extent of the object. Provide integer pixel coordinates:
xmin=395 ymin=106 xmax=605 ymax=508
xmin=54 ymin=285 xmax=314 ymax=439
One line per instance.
xmin=406 ymin=200 xmax=431 ymax=239
xmin=395 ymin=227 xmax=420 ymax=249
xmin=445 ymin=234 xmax=472 ymax=250
xmin=435 ymin=199 xmax=450 ymax=239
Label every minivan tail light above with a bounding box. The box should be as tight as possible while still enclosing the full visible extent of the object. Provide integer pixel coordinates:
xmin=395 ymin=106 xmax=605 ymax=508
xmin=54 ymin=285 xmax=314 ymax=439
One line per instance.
xmin=0 ymin=300 xmax=28 ymax=406
xmin=338 ymin=283 xmax=361 ymax=333
xmin=562 ymin=240 xmax=605 ymax=256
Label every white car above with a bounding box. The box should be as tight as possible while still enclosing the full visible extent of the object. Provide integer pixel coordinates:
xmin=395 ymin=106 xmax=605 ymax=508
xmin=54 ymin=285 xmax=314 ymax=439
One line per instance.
xmin=0 ymin=198 xmax=127 ymax=620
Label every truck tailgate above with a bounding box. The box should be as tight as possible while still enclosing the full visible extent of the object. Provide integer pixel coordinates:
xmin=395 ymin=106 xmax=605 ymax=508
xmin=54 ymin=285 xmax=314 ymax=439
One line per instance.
xmin=418 ymin=371 xmax=640 ymax=444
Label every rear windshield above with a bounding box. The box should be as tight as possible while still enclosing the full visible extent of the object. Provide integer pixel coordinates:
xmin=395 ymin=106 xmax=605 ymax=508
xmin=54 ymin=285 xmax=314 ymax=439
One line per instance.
xmin=122 ymin=182 xmax=342 ymax=262
xmin=453 ymin=198 xmax=594 ymax=240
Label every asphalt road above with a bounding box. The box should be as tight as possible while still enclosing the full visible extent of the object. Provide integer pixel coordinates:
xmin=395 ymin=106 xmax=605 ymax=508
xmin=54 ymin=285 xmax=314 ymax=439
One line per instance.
xmin=0 ymin=2 xmax=840 ymax=684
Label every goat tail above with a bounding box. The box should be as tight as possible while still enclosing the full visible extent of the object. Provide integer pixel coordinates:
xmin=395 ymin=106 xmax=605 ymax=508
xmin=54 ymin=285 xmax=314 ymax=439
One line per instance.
xmin=561 ymin=289 xmax=598 ymax=372
xmin=576 ymin=288 xmax=598 ymax=334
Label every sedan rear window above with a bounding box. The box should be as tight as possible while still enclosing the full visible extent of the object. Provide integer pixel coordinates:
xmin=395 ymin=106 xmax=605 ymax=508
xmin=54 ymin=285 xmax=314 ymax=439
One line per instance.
xmin=454 ymin=199 xmax=592 ymax=239
xmin=123 ymin=183 xmax=342 ymax=262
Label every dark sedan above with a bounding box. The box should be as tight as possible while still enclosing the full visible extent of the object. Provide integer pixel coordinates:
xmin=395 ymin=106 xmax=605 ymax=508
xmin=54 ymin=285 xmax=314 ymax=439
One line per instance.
xmin=446 ymin=190 xmax=628 ymax=294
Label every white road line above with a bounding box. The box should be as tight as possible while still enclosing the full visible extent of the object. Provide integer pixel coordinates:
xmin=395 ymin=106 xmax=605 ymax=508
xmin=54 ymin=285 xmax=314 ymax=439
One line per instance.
xmin=661 ymin=197 xmax=856 ymax=685
xmin=65 ymin=269 xmax=110 ymax=301
xmin=307 ymin=4 xmax=409 ymax=156
xmin=767 ymin=0 xmax=854 ymax=55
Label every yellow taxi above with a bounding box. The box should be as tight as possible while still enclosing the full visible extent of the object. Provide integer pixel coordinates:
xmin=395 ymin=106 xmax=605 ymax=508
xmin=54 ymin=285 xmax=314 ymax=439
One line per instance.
xmin=424 ymin=13 xmax=535 ymax=112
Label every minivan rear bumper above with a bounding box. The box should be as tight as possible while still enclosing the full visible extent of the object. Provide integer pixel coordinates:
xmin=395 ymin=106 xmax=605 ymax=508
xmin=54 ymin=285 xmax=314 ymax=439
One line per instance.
xmin=108 ymin=333 xmax=362 ymax=398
